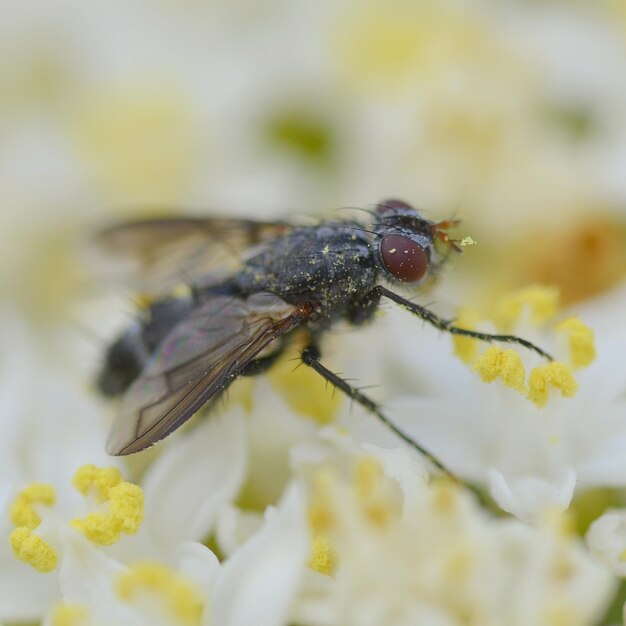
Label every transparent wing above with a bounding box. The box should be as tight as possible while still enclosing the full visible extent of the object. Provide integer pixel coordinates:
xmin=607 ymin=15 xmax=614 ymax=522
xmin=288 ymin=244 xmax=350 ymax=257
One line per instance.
xmin=106 ymin=293 xmax=309 ymax=455
xmin=91 ymin=217 xmax=292 ymax=295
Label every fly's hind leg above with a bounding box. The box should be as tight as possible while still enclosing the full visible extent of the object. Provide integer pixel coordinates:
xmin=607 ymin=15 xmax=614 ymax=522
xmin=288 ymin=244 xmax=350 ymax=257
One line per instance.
xmin=300 ymin=345 xmax=460 ymax=483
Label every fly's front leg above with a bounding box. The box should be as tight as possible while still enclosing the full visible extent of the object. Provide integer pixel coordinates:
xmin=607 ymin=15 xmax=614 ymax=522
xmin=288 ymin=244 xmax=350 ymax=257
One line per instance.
xmin=300 ymin=345 xmax=459 ymax=482
xmin=371 ymin=286 xmax=553 ymax=361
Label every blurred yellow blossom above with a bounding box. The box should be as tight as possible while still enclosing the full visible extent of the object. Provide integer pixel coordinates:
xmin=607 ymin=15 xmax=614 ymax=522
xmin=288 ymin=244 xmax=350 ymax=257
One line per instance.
xmin=72 ymin=86 xmax=199 ymax=204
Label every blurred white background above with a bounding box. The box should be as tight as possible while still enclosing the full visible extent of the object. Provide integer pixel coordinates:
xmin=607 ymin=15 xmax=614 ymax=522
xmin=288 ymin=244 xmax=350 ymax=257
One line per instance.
xmin=1 ymin=0 xmax=625 ymax=327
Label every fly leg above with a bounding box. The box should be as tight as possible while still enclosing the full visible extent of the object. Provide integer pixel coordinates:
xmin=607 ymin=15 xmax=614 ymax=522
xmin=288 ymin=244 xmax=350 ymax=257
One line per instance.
xmin=371 ymin=286 xmax=553 ymax=360
xmin=300 ymin=345 xmax=460 ymax=482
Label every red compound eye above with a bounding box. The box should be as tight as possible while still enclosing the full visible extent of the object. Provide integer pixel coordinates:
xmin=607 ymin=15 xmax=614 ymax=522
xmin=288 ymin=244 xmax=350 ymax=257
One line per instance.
xmin=380 ymin=234 xmax=429 ymax=282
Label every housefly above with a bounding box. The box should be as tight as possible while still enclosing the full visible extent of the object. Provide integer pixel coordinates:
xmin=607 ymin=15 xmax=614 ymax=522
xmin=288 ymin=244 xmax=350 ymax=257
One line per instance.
xmin=96 ymin=199 xmax=551 ymax=478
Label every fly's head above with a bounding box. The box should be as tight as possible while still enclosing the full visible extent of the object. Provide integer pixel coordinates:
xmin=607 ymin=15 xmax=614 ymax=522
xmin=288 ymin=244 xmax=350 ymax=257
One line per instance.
xmin=372 ymin=199 xmax=461 ymax=284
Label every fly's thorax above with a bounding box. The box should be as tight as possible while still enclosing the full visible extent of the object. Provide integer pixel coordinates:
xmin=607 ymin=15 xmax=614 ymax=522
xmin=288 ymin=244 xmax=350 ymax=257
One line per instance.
xmin=234 ymin=224 xmax=379 ymax=309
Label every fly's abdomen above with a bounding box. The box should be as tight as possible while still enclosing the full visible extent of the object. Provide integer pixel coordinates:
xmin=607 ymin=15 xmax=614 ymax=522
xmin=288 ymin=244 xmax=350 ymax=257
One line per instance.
xmin=98 ymin=297 xmax=192 ymax=396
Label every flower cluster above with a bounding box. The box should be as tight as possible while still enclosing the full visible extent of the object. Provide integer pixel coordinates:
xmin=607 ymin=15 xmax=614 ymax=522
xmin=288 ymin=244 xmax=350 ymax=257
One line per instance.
xmin=296 ymin=444 xmax=614 ymax=626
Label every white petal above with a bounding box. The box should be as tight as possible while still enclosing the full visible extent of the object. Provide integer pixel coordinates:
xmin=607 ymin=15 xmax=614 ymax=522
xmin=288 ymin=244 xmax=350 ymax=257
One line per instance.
xmin=240 ymin=383 xmax=318 ymax=508
xmin=587 ymin=510 xmax=626 ymax=577
xmin=367 ymin=396 xmax=485 ymax=478
xmin=28 ymin=378 xmax=118 ymax=512
xmin=0 ymin=555 xmax=60 ymax=623
xmin=214 ymin=505 xmax=264 ymax=558
xmin=142 ymin=409 xmax=248 ymax=547
xmin=488 ymin=467 xmax=576 ymax=522
xmin=576 ymin=428 xmax=626 ymax=486
xmin=212 ymin=483 xmax=308 ymax=626
xmin=57 ymin=532 xmax=141 ymax=626
xmin=175 ymin=541 xmax=221 ymax=592
xmin=360 ymin=443 xmax=429 ymax=508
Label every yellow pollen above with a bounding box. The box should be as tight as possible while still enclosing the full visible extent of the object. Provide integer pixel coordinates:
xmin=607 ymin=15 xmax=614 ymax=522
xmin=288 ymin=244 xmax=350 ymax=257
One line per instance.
xmin=72 ymin=464 xmax=124 ymax=503
xmin=309 ymin=471 xmax=337 ymax=534
xmin=9 ymin=483 xmax=55 ymax=529
xmin=452 ymin=307 xmax=481 ymax=364
xmin=353 ymin=459 xmax=396 ymax=528
xmin=71 ymin=465 xmax=143 ymax=546
xmin=354 ymin=457 xmax=383 ymax=499
xmin=268 ymin=351 xmax=343 ymax=424
xmin=555 ymin=317 xmax=596 ymax=368
xmin=309 ymin=534 xmax=336 ymax=575
xmin=363 ymin=498 xmax=393 ymax=528
xmin=50 ymin=603 xmax=90 ymax=626
xmin=473 ymin=347 xmax=527 ymax=393
xmin=116 ymin=562 xmax=203 ymax=625
xmin=459 ymin=236 xmax=477 ymax=247
xmin=432 ymin=479 xmax=459 ymax=516
xmin=70 ymin=513 xmax=117 ymax=546
xmin=109 ymin=483 xmax=144 ymax=534
xmin=308 ymin=502 xmax=335 ymax=535
xmin=9 ymin=527 xmax=58 ymax=572
xmin=493 ymin=285 xmax=560 ymax=331
xmin=528 ymin=362 xmax=578 ymax=407
xmin=619 ymin=548 xmax=626 ymax=562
